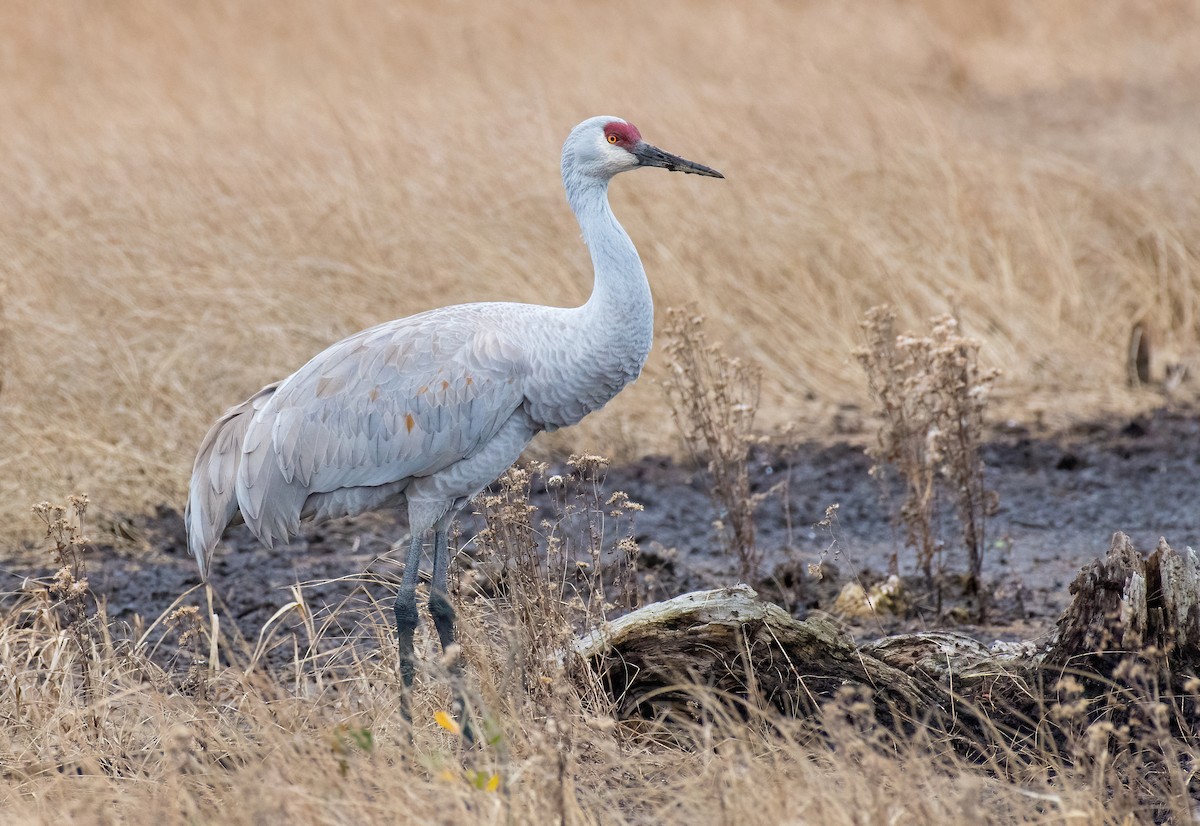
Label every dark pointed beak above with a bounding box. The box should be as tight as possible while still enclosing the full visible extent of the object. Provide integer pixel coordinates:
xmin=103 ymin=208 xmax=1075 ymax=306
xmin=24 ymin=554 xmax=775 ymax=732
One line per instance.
xmin=633 ymin=142 xmax=724 ymax=178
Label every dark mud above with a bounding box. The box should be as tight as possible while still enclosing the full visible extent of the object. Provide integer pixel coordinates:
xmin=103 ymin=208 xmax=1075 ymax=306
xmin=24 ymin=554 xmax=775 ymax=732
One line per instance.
xmin=3 ymin=407 xmax=1197 ymax=659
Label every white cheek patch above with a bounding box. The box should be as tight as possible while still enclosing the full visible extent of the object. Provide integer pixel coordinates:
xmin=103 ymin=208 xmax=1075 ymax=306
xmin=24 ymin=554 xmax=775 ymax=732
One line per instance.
xmin=597 ymin=138 xmax=638 ymax=173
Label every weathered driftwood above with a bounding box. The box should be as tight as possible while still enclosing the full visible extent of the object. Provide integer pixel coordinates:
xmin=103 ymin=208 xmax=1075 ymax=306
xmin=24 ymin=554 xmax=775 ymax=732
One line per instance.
xmin=574 ymin=585 xmax=947 ymax=723
xmin=573 ymin=532 xmax=1200 ymax=730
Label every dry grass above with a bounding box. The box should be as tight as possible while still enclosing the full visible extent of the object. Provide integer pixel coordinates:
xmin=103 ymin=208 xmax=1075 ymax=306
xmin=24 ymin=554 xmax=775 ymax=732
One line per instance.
xmin=4 ymin=2 xmax=1200 ymax=821
xmin=6 ymin=489 xmax=1199 ymax=825
xmin=2 ymin=1 xmax=1200 ymax=539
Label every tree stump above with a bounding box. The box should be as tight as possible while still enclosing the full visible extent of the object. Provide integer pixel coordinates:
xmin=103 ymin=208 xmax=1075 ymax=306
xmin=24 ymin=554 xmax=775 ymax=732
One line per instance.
xmin=1047 ymin=534 xmax=1200 ymax=673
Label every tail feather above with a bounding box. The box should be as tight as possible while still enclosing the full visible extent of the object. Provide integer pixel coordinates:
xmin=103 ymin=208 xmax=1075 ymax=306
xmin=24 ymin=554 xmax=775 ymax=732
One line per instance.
xmin=185 ymin=383 xmax=279 ymax=580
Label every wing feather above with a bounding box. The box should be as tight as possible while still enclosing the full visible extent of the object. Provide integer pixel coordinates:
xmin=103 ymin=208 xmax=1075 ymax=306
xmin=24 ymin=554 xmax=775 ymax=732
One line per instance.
xmin=234 ymin=306 xmax=528 ymax=547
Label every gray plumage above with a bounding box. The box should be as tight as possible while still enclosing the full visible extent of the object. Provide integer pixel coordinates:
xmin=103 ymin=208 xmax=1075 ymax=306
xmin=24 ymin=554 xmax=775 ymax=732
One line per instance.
xmin=186 ymin=116 xmax=721 ymax=578
xmin=184 ymin=116 xmax=721 ymax=724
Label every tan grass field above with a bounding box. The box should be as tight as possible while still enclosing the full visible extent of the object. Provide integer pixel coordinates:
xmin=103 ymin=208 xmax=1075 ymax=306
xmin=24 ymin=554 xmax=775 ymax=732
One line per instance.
xmin=4 ymin=2 xmax=1200 ymax=822
xmin=2 ymin=0 xmax=1200 ymax=540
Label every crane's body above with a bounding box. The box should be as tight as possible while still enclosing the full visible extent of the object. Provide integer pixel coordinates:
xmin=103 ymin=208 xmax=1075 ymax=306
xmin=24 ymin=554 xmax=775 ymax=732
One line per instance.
xmin=185 ymin=115 xmax=721 ymax=727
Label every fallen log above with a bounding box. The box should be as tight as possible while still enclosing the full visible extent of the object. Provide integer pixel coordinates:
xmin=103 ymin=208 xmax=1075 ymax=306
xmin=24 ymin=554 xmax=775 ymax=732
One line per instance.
xmin=573 ymin=585 xmax=948 ymax=725
xmin=573 ymin=532 xmax=1200 ymax=737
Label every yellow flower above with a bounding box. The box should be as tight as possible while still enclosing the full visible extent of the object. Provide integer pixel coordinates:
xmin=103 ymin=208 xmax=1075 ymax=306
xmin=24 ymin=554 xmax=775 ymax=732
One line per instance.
xmin=433 ymin=710 xmax=462 ymax=735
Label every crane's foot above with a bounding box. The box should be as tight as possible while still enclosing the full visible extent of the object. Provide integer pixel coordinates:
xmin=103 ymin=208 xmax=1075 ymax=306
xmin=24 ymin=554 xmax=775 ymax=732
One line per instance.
xmin=429 ymin=589 xmax=477 ymax=746
xmin=394 ymin=589 xmax=420 ymax=732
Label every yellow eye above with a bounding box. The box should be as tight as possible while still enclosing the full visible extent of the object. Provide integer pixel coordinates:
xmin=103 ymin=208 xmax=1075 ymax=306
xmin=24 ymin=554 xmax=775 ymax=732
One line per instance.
xmin=607 ymin=134 xmax=618 ymax=144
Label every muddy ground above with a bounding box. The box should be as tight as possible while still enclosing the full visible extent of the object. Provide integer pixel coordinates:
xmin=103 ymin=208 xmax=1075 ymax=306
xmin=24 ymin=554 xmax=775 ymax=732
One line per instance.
xmin=3 ymin=406 xmax=1197 ymax=662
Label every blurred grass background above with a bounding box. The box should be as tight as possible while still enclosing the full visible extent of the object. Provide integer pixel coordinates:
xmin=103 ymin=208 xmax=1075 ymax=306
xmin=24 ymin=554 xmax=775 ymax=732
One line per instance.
xmin=2 ymin=0 xmax=1199 ymax=539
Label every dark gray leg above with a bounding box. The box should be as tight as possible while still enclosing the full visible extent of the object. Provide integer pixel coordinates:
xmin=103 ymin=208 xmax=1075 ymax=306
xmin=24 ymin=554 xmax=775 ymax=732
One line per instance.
xmin=429 ymin=527 xmax=456 ymax=651
xmin=394 ymin=532 xmax=424 ymax=723
xmin=429 ymin=525 xmax=475 ymax=743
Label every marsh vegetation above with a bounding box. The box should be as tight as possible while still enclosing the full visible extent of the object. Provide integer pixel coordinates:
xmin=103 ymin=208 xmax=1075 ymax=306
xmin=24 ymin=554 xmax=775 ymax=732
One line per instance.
xmin=3 ymin=2 xmax=1200 ymax=822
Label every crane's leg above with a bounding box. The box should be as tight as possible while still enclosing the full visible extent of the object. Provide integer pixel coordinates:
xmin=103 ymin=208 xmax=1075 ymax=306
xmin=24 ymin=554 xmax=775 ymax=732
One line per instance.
xmin=429 ymin=524 xmax=476 ymax=744
xmin=429 ymin=526 xmax=456 ymax=651
xmin=394 ymin=531 xmax=424 ymax=724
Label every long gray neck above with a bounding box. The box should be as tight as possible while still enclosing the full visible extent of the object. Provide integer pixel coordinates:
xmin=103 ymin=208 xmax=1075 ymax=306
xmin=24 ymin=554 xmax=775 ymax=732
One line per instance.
xmin=564 ymin=175 xmax=654 ymax=345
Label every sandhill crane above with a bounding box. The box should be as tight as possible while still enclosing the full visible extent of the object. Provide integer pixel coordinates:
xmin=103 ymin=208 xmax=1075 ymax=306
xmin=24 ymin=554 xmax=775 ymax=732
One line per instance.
xmin=186 ymin=115 xmax=722 ymax=722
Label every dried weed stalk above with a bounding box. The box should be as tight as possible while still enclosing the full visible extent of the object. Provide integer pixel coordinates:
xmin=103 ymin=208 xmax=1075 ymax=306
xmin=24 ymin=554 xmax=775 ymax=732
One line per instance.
xmin=662 ymin=307 xmax=765 ymax=581
xmin=856 ymin=307 xmax=998 ymax=608
xmin=472 ymin=455 xmax=641 ymax=706
xmin=1041 ymin=657 xmax=1199 ymax=823
xmin=31 ymin=494 xmax=97 ymax=696
xmin=166 ymin=605 xmax=209 ymax=697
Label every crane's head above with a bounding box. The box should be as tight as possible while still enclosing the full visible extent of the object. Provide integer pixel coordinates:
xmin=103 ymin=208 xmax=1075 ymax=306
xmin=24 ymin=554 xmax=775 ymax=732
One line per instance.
xmin=562 ymin=116 xmax=723 ymax=184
